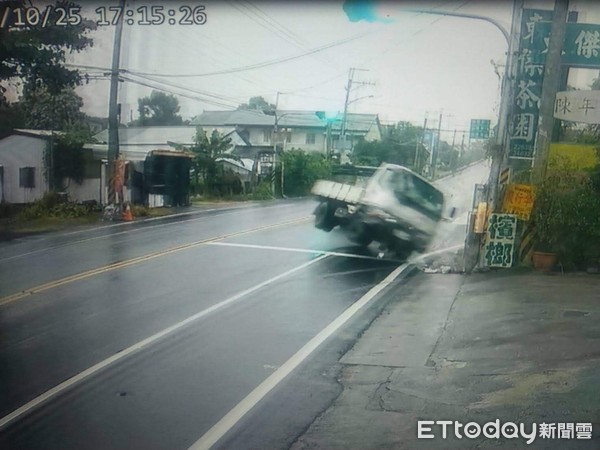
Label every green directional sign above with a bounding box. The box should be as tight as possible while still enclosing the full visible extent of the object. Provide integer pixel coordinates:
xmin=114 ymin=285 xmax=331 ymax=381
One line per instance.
xmin=470 ymin=119 xmax=491 ymax=140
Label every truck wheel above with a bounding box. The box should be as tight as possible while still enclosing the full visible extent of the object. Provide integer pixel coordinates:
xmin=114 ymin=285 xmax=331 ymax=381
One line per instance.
xmin=394 ymin=242 xmax=414 ymax=260
xmin=314 ymin=201 xmax=336 ymax=231
xmin=346 ymin=221 xmax=372 ymax=247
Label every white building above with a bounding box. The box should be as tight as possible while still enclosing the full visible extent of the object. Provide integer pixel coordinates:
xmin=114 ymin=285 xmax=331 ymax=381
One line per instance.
xmin=0 ymin=130 xmax=100 ymax=205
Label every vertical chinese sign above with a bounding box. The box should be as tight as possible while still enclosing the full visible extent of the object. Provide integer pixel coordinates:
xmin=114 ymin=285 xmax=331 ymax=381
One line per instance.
xmin=509 ymin=9 xmax=553 ymax=159
xmin=484 ymin=213 xmax=518 ymax=268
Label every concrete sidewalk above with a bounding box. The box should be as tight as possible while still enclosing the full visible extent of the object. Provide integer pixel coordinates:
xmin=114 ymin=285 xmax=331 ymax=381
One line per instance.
xmin=292 ymin=270 xmax=600 ymax=449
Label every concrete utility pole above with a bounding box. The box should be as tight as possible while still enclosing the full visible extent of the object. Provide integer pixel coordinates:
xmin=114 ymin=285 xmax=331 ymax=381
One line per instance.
xmin=415 ymin=115 xmax=428 ymax=172
xmin=340 ymin=68 xmax=374 ymax=149
xmin=340 ymin=68 xmax=354 ymax=140
xmin=432 ymin=111 xmax=443 ymax=179
xmin=107 ymin=0 xmax=126 ymax=205
xmin=272 ymin=91 xmax=281 ymax=198
xmin=532 ymin=0 xmax=569 ymax=183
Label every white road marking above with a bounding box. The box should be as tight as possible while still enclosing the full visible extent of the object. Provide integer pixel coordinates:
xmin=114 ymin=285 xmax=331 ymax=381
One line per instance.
xmin=0 ymin=202 xmax=299 ymax=262
xmin=0 ymin=255 xmax=328 ymax=431
xmin=188 ymin=242 xmax=465 ymax=450
xmin=207 ymin=241 xmax=392 ymax=261
xmin=188 ymin=261 xmax=412 ymax=450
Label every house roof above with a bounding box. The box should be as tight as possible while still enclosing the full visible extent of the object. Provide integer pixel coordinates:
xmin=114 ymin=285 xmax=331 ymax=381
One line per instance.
xmin=330 ymin=114 xmax=380 ymax=133
xmin=191 ymin=110 xmax=379 ymax=133
xmin=216 ymin=157 xmax=255 ymax=172
xmin=93 ymin=126 xmax=197 ymax=146
xmin=13 ymin=129 xmax=65 ymax=139
xmin=191 ymin=110 xmax=274 ymax=127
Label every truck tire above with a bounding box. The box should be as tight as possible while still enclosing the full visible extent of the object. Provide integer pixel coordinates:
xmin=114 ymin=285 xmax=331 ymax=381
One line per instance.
xmin=393 ymin=241 xmax=414 ymax=260
xmin=346 ymin=221 xmax=372 ymax=247
xmin=314 ymin=201 xmax=336 ymax=231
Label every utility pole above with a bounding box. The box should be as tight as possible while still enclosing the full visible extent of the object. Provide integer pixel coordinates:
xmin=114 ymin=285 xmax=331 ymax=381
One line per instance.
xmin=432 ymin=111 xmax=443 ymax=179
xmin=272 ymin=91 xmax=281 ymax=198
xmin=107 ymin=0 xmax=126 ymax=205
xmin=416 ymin=115 xmax=428 ymax=173
xmin=532 ymin=0 xmax=569 ymax=183
xmin=340 ymin=68 xmax=374 ymax=153
xmin=340 ymin=68 xmax=354 ymax=141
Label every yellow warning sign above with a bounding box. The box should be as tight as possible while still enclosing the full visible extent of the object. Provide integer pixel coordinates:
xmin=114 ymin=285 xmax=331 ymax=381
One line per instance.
xmin=502 ymin=184 xmax=535 ymax=221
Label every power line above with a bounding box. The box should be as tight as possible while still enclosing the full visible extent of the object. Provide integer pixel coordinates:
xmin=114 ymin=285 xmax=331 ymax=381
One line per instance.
xmin=128 ymin=72 xmax=245 ymax=104
xmin=120 ymin=75 xmax=240 ymax=110
xmin=125 ymin=30 xmax=378 ymax=78
xmin=243 ymin=1 xmax=309 ymax=48
xmin=235 ymin=0 xmax=341 ymax=72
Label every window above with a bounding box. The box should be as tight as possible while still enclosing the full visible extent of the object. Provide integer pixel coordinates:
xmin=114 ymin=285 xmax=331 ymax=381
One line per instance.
xmin=306 ymin=133 xmax=316 ymax=145
xmin=285 ymin=131 xmax=292 ymax=143
xmin=263 ymin=130 xmax=271 ymax=143
xmin=19 ymin=167 xmax=35 ymax=188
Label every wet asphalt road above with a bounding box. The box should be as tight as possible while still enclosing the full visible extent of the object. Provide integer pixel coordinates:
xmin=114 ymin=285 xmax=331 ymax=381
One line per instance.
xmin=0 ymin=163 xmax=489 ymax=449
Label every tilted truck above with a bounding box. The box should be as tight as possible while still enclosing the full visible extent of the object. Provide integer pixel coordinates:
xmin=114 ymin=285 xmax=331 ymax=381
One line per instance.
xmin=311 ymin=163 xmax=453 ymax=258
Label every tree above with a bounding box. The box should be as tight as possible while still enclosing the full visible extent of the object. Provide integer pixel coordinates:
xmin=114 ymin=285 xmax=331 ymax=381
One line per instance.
xmin=0 ymin=1 xmax=96 ymax=96
xmin=353 ymin=121 xmax=425 ymax=169
xmin=237 ymin=96 xmax=275 ymax=114
xmin=47 ymin=132 xmax=89 ymax=190
xmin=135 ymin=91 xmax=183 ymax=126
xmin=19 ymin=86 xmax=87 ymax=131
xmin=0 ymin=1 xmax=95 ymax=137
xmin=278 ymin=150 xmax=331 ymax=197
xmin=189 ymin=128 xmax=233 ymax=194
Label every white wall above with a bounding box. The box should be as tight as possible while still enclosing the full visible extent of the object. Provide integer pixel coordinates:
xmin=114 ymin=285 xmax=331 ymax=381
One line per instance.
xmin=66 ymin=178 xmax=102 ymax=203
xmin=0 ymin=135 xmax=48 ymax=204
xmin=287 ymin=129 xmax=327 ymax=153
xmin=248 ymin=127 xmax=272 ymax=146
xmin=363 ymin=124 xmax=381 ymax=142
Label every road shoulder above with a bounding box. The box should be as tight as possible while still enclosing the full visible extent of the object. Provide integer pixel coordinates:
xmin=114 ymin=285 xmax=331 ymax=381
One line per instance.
xmin=292 ymin=271 xmax=600 ymax=449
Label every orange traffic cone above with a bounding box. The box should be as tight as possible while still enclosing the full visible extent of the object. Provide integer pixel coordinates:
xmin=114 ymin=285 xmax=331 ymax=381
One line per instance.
xmin=122 ymin=203 xmax=134 ymax=222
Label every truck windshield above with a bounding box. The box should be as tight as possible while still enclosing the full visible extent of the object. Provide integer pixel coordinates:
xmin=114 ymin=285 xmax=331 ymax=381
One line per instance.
xmin=382 ymin=169 xmax=444 ymax=219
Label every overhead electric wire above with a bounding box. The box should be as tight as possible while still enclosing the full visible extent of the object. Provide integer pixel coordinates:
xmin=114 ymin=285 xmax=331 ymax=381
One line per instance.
xmin=242 ymin=1 xmax=309 ymax=48
xmin=119 ymin=75 xmax=240 ymax=109
xmin=231 ymin=0 xmax=342 ymax=72
xmin=125 ymin=30 xmax=377 ymax=78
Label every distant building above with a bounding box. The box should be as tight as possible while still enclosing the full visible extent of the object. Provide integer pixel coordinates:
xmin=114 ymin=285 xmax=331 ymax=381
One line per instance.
xmin=191 ymin=109 xmax=382 ymax=158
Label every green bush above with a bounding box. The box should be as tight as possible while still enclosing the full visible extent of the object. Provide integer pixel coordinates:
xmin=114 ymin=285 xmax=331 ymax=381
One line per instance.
xmin=250 ymin=181 xmax=273 ymax=200
xmin=17 ymin=192 xmax=93 ymax=221
xmin=278 ymin=150 xmax=331 ymax=197
xmin=132 ymin=205 xmax=150 ymax=217
xmin=533 ymin=171 xmax=600 ymax=268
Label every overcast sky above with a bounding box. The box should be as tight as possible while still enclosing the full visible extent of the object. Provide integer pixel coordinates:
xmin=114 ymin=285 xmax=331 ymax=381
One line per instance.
xmin=64 ymin=0 xmax=598 ymax=140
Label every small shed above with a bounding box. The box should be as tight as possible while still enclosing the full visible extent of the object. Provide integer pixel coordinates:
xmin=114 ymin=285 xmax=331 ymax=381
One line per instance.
xmin=0 ymin=130 xmax=101 ymax=205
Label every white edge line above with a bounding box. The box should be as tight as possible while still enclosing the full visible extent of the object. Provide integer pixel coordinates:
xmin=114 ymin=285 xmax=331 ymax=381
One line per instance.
xmin=0 ymin=255 xmax=328 ymax=431
xmin=188 ymin=261 xmax=411 ymax=450
xmin=207 ymin=242 xmax=386 ymax=261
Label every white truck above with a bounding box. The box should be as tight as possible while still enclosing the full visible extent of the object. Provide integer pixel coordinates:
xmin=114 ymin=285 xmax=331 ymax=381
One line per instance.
xmin=311 ymin=163 xmax=452 ymax=258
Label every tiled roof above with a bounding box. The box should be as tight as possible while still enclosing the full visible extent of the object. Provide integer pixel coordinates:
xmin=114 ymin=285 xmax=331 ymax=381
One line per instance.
xmin=92 ymin=126 xmax=197 ymax=145
xmin=191 ymin=110 xmax=274 ymax=126
xmin=191 ymin=110 xmax=379 ymax=133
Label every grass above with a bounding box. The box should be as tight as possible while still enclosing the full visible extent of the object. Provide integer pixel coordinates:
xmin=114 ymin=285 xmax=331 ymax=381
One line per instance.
xmin=0 ymin=212 xmax=103 ymax=237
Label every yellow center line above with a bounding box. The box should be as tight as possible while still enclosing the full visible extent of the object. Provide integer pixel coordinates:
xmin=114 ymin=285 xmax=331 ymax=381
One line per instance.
xmin=0 ymin=216 xmax=311 ymax=308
